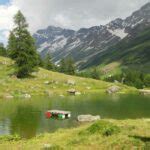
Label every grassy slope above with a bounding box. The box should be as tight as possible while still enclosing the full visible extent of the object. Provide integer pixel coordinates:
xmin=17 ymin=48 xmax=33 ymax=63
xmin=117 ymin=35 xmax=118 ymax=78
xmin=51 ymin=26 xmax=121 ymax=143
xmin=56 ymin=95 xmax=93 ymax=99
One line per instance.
xmin=84 ymin=62 xmax=122 ymax=79
xmin=0 ymin=56 xmax=136 ymax=98
xmin=0 ymin=119 xmax=150 ymax=149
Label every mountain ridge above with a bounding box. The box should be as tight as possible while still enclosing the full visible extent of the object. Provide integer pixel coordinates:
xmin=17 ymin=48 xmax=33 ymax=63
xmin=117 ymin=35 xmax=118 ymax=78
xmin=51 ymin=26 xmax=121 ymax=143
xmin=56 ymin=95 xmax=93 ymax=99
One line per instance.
xmin=34 ymin=2 xmax=150 ymax=69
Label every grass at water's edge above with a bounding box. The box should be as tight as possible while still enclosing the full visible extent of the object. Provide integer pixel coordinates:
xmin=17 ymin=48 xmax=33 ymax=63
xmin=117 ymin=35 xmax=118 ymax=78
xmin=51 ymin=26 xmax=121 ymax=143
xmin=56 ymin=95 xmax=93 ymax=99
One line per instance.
xmin=0 ymin=119 xmax=150 ymax=149
xmin=0 ymin=56 xmax=137 ymax=98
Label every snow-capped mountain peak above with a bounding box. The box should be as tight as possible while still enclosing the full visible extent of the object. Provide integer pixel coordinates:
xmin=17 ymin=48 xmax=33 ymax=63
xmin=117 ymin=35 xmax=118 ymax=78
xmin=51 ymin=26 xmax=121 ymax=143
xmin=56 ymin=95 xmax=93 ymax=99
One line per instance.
xmin=34 ymin=2 xmax=150 ymax=69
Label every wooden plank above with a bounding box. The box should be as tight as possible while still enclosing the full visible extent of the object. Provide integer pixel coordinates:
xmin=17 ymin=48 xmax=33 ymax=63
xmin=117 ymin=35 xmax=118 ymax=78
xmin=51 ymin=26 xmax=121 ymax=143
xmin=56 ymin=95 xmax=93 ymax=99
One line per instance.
xmin=47 ymin=110 xmax=71 ymax=115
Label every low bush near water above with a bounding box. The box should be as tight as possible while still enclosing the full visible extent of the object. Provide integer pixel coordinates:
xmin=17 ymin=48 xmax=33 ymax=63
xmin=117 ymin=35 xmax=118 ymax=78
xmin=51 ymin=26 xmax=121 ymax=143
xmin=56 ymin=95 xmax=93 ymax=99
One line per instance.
xmin=80 ymin=120 xmax=120 ymax=136
xmin=0 ymin=134 xmax=21 ymax=142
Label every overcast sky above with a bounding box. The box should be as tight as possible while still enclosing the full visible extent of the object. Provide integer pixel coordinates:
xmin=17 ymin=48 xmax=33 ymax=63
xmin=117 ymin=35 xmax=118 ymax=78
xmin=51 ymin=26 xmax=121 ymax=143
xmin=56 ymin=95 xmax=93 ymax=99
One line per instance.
xmin=0 ymin=0 xmax=150 ymax=44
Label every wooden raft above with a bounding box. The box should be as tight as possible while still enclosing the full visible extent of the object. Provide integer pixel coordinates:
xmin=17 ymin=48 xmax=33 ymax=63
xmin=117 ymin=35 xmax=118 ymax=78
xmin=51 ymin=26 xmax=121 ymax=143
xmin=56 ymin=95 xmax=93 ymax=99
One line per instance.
xmin=45 ymin=110 xmax=71 ymax=119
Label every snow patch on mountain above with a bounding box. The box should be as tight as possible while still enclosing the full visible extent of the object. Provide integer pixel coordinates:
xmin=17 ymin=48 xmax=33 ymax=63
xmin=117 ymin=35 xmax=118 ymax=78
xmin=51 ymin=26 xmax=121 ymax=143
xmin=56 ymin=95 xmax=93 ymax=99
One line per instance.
xmin=67 ymin=38 xmax=81 ymax=50
xmin=108 ymin=29 xmax=128 ymax=39
xmin=49 ymin=38 xmax=68 ymax=52
xmin=34 ymin=32 xmax=48 ymax=39
xmin=131 ymin=19 xmax=144 ymax=28
xmin=54 ymin=35 xmax=66 ymax=41
xmin=38 ymin=42 xmax=50 ymax=52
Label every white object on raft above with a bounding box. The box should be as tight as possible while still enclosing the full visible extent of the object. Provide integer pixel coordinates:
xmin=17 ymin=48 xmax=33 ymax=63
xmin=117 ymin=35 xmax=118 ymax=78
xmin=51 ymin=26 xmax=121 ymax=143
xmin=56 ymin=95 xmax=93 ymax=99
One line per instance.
xmin=45 ymin=110 xmax=71 ymax=119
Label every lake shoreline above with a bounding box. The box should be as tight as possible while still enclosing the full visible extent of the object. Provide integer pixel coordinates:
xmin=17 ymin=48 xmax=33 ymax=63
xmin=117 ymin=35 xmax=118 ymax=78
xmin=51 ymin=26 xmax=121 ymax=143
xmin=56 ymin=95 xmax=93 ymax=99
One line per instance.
xmin=0 ymin=119 xmax=150 ymax=149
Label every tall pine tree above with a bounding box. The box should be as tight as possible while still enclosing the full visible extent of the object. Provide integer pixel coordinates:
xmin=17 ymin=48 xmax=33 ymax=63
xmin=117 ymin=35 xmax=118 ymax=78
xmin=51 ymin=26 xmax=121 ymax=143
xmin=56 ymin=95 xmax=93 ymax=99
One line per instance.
xmin=44 ymin=54 xmax=54 ymax=70
xmin=59 ymin=58 xmax=66 ymax=73
xmin=8 ymin=11 xmax=38 ymax=78
xmin=65 ymin=57 xmax=75 ymax=75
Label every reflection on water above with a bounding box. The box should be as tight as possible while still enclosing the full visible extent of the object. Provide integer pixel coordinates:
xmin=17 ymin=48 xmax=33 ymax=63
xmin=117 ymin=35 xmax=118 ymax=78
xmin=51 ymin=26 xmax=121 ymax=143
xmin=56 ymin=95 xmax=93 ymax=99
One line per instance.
xmin=10 ymin=105 xmax=41 ymax=139
xmin=0 ymin=94 xmax=149 ymax=139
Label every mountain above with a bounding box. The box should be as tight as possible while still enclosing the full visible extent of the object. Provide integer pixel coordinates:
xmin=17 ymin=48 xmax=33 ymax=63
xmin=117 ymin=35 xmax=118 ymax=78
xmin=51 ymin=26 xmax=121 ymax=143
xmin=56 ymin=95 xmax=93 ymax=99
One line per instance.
xmin=34 ymin=2 xmax=150 ymax=69
xmin=84 ymin=26 xmax=150 ymax=73
xmin=34 ymin=25 xmax=121 ymax=65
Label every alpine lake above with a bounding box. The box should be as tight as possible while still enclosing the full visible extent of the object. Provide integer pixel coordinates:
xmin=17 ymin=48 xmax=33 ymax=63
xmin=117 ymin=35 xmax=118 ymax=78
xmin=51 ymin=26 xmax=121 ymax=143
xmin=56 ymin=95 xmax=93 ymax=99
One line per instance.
xmin=0 ymin=94 xmax=150 ymax=139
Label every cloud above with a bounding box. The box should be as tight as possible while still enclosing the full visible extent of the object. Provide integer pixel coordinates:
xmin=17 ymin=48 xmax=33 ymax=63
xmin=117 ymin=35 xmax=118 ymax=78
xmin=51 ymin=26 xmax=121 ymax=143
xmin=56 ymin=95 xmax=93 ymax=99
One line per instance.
xmin=11 ymin=0 xmax=150 ymax=32
xmin=0 ymin=3 xmax=18 ymax=44
xmin=0 ymin=0 xmax=149 ymax=44
xmin=0 ymin=4 xmax=18 ymax=30
xmin=0 ymin=29 xmax=9 ymax=45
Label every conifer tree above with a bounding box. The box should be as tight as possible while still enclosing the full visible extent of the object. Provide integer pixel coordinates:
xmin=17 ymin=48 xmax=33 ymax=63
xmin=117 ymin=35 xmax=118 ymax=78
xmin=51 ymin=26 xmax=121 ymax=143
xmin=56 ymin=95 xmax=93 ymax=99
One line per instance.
xmin=44 ymin=54 xmax=54 ymax=70
xmin=0 ymin=43 xmax=7 ymax=56
xmin=65 ymin=57 xmax=75 ymax=75
xmin=59 ymin=58 xmax=66 ymax=73
xmin=8 ymin=11 xmax=38 ymax=78
xmin=7 ymin=32 xmax=17 ymax=58
xmin=91 ymin=68 xmax=100 ymax=79
xmin=37 ymin=54 xmax=44 ymax=67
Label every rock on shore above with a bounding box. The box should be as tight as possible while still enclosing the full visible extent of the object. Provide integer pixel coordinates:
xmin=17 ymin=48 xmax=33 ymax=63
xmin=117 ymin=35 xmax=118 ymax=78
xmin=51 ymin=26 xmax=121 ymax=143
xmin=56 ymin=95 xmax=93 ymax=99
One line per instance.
xmin=77 ymin=115 xmax=100 ymax=122
xmin=139 ymin=89 xmax=150 ymax=95
xmin=106 ymin=86 xmax=121 ymax=94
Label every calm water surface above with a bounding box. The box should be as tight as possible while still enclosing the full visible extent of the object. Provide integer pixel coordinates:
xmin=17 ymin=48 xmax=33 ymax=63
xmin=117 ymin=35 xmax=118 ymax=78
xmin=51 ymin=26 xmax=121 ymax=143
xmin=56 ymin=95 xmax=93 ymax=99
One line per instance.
xmin=0 ymin=94 xmax=150 ymax=138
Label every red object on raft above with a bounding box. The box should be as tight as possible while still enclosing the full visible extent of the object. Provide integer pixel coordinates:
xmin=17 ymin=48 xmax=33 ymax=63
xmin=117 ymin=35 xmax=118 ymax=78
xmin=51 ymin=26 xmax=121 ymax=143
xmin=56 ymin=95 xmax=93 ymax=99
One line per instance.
xmin=45 ymin=110 xmax=71 ymax=119
xmin=45 ymin=112 xmax=52 ymax=118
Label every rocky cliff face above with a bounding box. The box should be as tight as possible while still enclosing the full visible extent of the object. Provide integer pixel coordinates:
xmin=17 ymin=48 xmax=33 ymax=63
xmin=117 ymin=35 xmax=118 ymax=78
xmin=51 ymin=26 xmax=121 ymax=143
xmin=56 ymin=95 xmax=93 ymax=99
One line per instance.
xmin=34 ymin=2 xmax=150 ymax=69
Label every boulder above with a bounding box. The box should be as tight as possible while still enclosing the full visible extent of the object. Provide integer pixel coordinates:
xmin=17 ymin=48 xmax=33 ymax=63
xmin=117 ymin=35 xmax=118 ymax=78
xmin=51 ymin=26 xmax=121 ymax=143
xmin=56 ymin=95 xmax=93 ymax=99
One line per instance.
xmin=11 ymin=75 xmax=17 ymax=79
xmin=24 ymin=94 xmax=31 ymax=99
xmin=2 ymin=61 xmax=8 ymax=65
xmin=31 ymin=72 xmax=37 ymax=76
xmin=67 ymin=80 xmax=75 ymax=85
xmin=67 ymin=89 xmax=76 ymax=95
xmin=45 ymin=90 xmax=53 ymax=97
xmin=75 ymin=91 xmax=81 ymax=96
xmin=77 ymin=115 xmax=100 ymax=122
xmin=114 ymin=80 xmax=119 ymax=83
xmin=139 ymin=90 xmax=150 ymax=95
xmin=43 ymin=144 xmax=52 ymax=149
xmin=60 ymin=94 xmax=65 ymax=97
xmin=86 ymin=87 xmax=91 ymax=90
xmin=55 ymin=81 xmax=59 ymax=84
xmin=45 ymin=80 xmax=58 ymax=85
xmin=43 ymin=144 xmax=61 ymax=150
xmin=4 ymin=94 xmax=14 ymax=99
xmin=44 ymin=81 xmax=50 ymax=85
xmin=67 ymin=89 xmax=81 ymax=95
xmin=106 ymin=86 xmax=121 ymax=94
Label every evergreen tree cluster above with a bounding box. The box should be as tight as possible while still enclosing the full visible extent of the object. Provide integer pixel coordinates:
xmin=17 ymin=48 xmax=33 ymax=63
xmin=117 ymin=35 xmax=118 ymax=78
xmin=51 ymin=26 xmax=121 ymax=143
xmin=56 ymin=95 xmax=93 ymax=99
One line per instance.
xmin=76 ymin=67 xmax=100 ymax=80
xmin=38 ymin=54 xmax=76 ymax=75
xmin=59 ymin=57 xmax=75 ymax=75
xmin=105 ymin=69 xmax=150 ymax=89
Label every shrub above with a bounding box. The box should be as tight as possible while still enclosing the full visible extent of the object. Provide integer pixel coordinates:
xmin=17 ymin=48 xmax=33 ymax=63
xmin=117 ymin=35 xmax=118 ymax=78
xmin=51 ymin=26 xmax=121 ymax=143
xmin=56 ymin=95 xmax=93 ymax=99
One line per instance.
xmin=80 ymin=121 xmax=120 ymax=136
xmin=104 ymin=68 xmax=150 ymax=89
xmin=144 ymin=74 xmax=150 ymax=87
xmin=0 ymin=134 xmax=21 ymax=142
